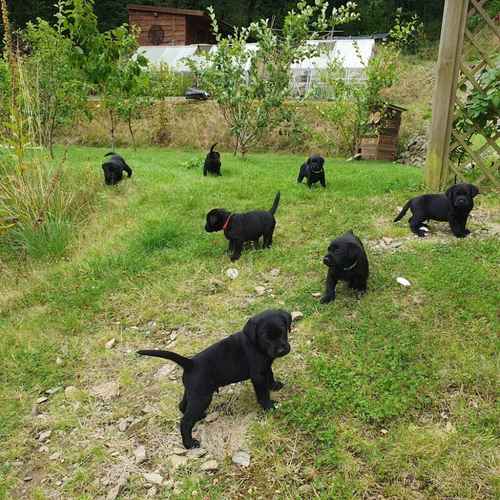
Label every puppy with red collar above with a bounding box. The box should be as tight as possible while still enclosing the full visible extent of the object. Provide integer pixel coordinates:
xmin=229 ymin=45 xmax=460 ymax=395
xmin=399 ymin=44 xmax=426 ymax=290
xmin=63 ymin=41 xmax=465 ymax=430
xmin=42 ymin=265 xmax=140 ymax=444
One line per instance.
xmin=205 ymin=192 xmax=280 ymax=261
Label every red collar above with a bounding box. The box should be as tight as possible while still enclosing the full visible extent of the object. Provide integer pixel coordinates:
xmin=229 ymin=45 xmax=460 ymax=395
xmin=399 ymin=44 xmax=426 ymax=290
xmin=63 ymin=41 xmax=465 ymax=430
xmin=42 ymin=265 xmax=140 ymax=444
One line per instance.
xmin=222 ymin=214 xmax=232 ymax=231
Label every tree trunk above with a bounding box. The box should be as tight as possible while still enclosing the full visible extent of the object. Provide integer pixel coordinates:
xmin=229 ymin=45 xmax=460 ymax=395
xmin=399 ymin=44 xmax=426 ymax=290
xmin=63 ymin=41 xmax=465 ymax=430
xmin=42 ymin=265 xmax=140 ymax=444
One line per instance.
xmin=48 ymin=112 xmax=56 ymax=159
xmin=127 ymin=111 xmax=136 ymax=151
xmin=109 ymin=110 xmax=116 ymax=151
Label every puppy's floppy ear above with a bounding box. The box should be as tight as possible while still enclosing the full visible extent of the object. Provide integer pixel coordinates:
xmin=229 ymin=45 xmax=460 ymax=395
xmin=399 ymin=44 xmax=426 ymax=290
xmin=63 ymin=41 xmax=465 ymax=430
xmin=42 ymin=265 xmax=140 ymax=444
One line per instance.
xmin=445 ymin=185 xmax=456 ymax=200
xmin=243 ymin=317 xmax=258 ymax=344
xmin=469 ymin=184 xmax=479 ymax=198
xmin=279 ymin=310 xmax=292 ymax=332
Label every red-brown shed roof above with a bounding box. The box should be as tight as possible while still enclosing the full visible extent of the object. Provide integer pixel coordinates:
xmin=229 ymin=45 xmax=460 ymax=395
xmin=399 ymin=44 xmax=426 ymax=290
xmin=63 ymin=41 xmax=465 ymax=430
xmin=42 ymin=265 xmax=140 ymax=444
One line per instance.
xmin=127 ymin=4 xmax=207 ymax=17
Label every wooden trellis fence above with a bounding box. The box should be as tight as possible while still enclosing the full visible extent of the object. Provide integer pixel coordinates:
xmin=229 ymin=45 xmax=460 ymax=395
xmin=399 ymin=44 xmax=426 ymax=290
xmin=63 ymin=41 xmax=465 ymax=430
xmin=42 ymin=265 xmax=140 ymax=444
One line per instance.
xmin=425 ymin=0 xmax=499 ymax=191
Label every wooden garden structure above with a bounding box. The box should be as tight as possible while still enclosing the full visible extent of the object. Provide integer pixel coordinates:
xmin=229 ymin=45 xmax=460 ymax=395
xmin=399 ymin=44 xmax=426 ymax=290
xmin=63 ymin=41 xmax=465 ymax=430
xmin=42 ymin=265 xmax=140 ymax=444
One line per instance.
xmin=425 ymin=0 xmax=499 ymax=191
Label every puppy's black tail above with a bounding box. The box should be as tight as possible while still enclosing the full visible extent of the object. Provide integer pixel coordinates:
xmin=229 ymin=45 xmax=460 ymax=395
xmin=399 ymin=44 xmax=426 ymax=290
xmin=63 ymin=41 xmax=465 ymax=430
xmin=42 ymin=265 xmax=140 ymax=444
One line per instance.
xmin=394 ymin=200 xmax=411 ymax=222
xmin=209 ymin=143 xmax=217 ymax=153
xmin=270 ymin=191 xmax=281 ymax=215
xmin=137 ymin=350 xmax=194 ymax=371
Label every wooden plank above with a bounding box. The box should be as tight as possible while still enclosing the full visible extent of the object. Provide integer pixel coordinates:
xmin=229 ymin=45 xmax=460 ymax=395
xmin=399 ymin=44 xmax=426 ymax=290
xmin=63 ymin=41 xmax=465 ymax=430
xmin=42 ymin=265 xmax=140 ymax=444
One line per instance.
xmin=425 ymin=0 xmax=469 ymax=190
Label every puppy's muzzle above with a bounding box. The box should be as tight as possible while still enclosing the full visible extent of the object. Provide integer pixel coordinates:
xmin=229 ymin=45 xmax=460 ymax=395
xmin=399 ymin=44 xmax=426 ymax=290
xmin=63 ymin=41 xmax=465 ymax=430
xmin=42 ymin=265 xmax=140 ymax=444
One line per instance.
xmin=275 ymin=344 xmax=290 ymax=357
xmin=454 ymin=196 xmax=470 ymax=208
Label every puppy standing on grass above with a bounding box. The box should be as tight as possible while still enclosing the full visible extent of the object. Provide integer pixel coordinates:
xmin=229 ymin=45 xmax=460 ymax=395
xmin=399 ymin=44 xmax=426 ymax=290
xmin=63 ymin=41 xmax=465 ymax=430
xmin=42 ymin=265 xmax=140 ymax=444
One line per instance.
xmin=137 ymin=309 xmax=292 ymax=449
xmin=203 ymin=143 xmax=221 ymax=176
xmin=101 ymin=152 xmax=133 ymax=186
xmin=205 ymin=192 xmax=281 ymax=261
xmin=321 ymin=230 xmax=369 ymax=304
xmin=297 ymin=154 xmax=326 ymax=188
xmin=394 ymin=183 xmax=479 ymax=238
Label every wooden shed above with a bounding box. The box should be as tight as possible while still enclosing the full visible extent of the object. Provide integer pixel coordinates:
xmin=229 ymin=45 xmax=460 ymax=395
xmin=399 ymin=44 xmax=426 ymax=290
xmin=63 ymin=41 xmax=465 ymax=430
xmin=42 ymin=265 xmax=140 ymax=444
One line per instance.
xmin=128 ymin=4 xmax=214 ymax=46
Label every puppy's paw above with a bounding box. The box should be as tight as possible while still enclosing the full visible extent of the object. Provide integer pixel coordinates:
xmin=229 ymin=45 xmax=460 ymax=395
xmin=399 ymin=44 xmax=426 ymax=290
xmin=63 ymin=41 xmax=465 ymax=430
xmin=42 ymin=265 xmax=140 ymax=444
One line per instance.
xmin=261 ymin=400 xmax=277 ymax=411
xmin=186 ymin=438 xmax=200 ymax=449
xmin=270 ymin=381 xmax=284 ymax=391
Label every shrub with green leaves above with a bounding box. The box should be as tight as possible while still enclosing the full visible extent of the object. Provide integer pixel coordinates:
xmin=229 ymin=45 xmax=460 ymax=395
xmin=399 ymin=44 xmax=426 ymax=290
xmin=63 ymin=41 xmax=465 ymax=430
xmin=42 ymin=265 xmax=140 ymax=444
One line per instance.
xmin=389 ymin=7 xmax=425 ymax=54
xmin=23 ymin=8 xmax=89 ymax=158
xmin=148 ymin=64 xmax=193 ymax=99
xmin=189 ymin=1 xmax=358 ymax=156
xmin=318 ymin=43 xmax=400 ymax=154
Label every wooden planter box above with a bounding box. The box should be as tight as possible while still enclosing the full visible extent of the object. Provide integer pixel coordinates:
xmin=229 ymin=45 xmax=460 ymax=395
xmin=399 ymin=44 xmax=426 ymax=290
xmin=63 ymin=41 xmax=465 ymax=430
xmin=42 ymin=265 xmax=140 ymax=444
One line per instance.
xmin=360 ymin=134 xmax=398 ymax=161
xmin=360 ymin=104 xmax=406 ymax=161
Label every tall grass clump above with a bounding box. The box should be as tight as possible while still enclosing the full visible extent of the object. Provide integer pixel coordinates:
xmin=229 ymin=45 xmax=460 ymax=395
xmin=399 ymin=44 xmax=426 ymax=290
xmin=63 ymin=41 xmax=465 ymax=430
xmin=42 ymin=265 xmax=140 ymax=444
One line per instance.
xmin=0 ymin=0 xmax=100 ymax=260
xmin=0 ymin=155 xmax=100 ymax=259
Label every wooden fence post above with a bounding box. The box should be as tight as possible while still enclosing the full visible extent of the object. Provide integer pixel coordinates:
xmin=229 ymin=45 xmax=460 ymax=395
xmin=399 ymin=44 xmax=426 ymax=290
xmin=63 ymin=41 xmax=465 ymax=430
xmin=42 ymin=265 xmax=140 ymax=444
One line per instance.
xmin=425 ymin=0 xmax=469 ymax=190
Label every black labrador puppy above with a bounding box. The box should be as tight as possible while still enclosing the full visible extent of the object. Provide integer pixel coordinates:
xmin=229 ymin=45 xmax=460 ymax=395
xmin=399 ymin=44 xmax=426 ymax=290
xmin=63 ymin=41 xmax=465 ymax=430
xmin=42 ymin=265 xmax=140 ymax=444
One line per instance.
xmin=394 ymin=183 xmax=479 ymax=238
xmin=297 ymin=154 xmax=326 ymax=188
xmin=203 ymin=143 xmax=221 ymax=176
xmin=321 ymin=230 xmax=369 ymax=304
xmin=138 ymin=309 xmax=292 ymax=449
xmin=205 ymin=192 xmax=280 ymax=261
xmin=102 ymin=152 xmax=133 ymax=186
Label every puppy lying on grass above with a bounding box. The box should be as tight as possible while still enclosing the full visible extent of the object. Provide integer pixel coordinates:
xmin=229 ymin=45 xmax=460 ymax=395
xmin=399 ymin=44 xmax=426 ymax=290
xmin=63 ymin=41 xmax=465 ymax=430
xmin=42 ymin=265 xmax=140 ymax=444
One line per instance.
xmin=394 ymin=183 xmax=479 ymax=238
xmin=101 ymin=152 xmax=132 ymax=186
xmin=203 ymin=143 xmax=221 ymax=176
xmin=321 ymin=230 xmax=369 ymax=304
xmin=138 ymin=309 xmax=292 ymax=449
xmin=297 ymin=154 xmax=326 ymax=188
xmin=205 ymin=192 xmax=281 ymax=261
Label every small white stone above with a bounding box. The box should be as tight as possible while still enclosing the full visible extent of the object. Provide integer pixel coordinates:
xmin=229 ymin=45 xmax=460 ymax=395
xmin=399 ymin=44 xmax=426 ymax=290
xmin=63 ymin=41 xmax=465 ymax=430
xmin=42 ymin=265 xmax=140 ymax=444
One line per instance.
xmin=200 ymin=459 xmax=218 ymax=472
xmin=46 ymin=386 xmax=62 ymax=395
xmin=141 ymin=404 xmax=156 ymax=414
xmin=147 ymin=321 xmax=158 ymax=333
xmin=90 ymin=381 xmax=120 ymax=400
xmin=204 ymin=412 xmax=219 ymax=423
xmin=49 ymin=452 xmax=61 ymax=461
xmin=312 ymin=292 xmax=322 ymax=298
xmin=226 ymin=268 xmax=239 ymax=280
xmin=143 ymin=473 xmax=163 ymax=486
xmin=169 ymin=454 xmax=188 ymax=470
xmin=269 ymin=268 xmax=281 ymax=277
xmin=232 ymin=450 xmax=250 ymax=467
xmin=146 ymin=486 xmax=158 ymax=497
xmin=36 ymin=396 xmax=48 ymax=404
xmin=56 ymin=357 xmax=64 ymax=366
xmin=172 ymin=447 xmax=187 ymax=456
xmin=396 ymin=277 xmax=411 ymax=287
xmin=254 ymin=286 xmax=266 ymax=296
xmin=106 ymin=471 xmax=129 ymax=500
xmin=155 ymin=364 xmax=175 ymax=379
xmin=291 ymin=311 xmax=304 ymax=321
xmin=105 ymin=338 xmax=116 ymax=349
xmin=38 ymin=430 xmax=52 ymax=442
xmin=134 ymin=445 xmax=147 ymax=464
xmin=186 ymin=448 xmax=207 ymax=459
xmin=117 ymin=419 xmax=129 ymax=432
xmin=64 ymin=386 xmax=78 ymax=398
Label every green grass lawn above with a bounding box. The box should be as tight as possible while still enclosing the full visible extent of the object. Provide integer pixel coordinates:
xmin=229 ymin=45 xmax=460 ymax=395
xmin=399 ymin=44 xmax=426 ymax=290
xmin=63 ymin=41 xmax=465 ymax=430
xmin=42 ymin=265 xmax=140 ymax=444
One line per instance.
xmin=0 ymin=147 xmax=498 ymax=499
